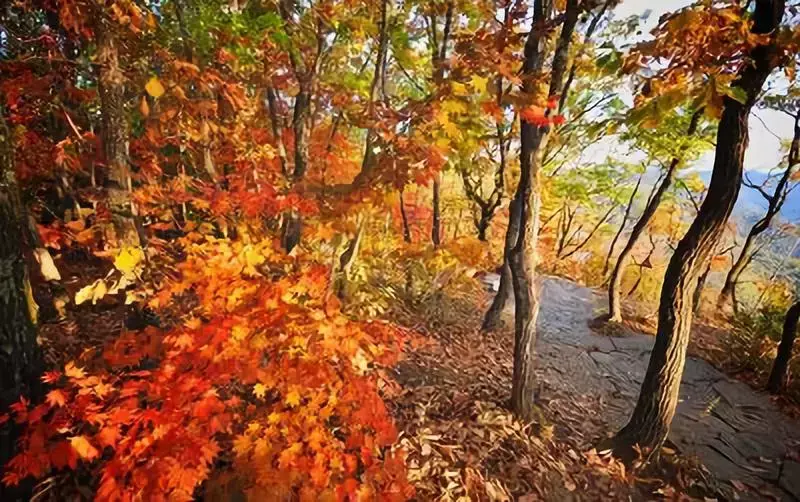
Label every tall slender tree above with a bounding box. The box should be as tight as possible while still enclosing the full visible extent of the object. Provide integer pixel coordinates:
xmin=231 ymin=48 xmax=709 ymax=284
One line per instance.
xmin=607 ymin=109 xmax=703 ymax=322
xmin=607 ymin=0 xmax=786 ymax=461
xmin=506 ymin=0 xmax=580 ymax=420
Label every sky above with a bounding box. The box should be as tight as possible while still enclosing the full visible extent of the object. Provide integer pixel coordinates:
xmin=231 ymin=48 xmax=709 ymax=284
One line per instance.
xmin=611 ymin=0 xmax=794 ymax=173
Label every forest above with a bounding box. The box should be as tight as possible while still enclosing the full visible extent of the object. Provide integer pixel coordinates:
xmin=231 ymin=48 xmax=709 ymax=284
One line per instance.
xmin=2 ymin=0 xmax=800 ymax=500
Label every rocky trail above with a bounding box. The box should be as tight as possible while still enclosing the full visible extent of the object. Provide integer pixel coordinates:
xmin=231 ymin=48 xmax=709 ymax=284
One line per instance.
xmin=533 ymin=277 xmax=800 ymax=501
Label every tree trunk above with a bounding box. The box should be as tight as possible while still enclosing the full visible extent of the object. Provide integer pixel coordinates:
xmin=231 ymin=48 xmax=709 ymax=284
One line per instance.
xmin=719 ymin=112 xmax=800 ymax=310
xmin=0 ymin=106 xmax=43 ymax=501
xmin=95 ymin=18 xmax=139 ymax=248
xmin=354 ymin=0 xmax=390 ymax=186
xmin=482 ymin=198 xmax=520 ymax=332
xmin=399 ymin=189 xmax=412 ymax=243
xmin=767 ymin=301 xmax=800 ymax=393
xmin=476 ymin=211 xmax=490 ymax=242
xmin=431 ymin=175 xmax=441 ymax=248
xmin=603 ymin=174 xmax=642 ymax=277
xmin=607 ymin=109 xmax=702 ymax=322
xmin=607 ymin=0 xmax=784 ymax=462
xmin=693 ymin=263 xmax=711 ymax=315
xmin=507 ymin=0 xmax=579 ymax=421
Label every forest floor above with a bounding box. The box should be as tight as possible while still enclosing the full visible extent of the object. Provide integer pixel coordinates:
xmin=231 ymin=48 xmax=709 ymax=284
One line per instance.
xmin=388 ymin=276 xmax=800 ymax=501
xmin=34 ymin=259 xmax=800 ymax=501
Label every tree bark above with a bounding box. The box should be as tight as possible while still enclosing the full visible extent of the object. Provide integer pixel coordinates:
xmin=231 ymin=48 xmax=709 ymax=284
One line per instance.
xmin=607 ymin=0 xmax=784 ymax=462
xmin=718 ymin=112 xmax=800 ymax=309
xmin=95 ymin=17 xmax=140 ymax=247
xmin=277 ymin=0 xmax=319 ymax=252
xmin=0 ymin=106 xmax=43 ymax=501
xmin=767 ymin=301 xmax=800 ymax=393
xmin=607 ymin=109 xmax=703 ymax=322
xmin=482 ymin=198 xmax=520 ymax=332
xmin=399 ymin=189 xmax=412 ymax=243
xmin=507 ymin=0 xmax=580 ymax=421
xmin=432 ymin=175 xmax=441 ymax=248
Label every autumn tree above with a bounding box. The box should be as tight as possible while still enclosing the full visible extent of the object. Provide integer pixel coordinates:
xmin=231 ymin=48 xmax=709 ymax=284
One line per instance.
xmin=482 ymin=0 xmax=616 ymax=332
xmin=606 ymin=0 xmax=787 ymax=461
xmin=504 ymin=0 xmax=582 ymax=420
xmin=606 ymin=107 xmax=707 ymax=322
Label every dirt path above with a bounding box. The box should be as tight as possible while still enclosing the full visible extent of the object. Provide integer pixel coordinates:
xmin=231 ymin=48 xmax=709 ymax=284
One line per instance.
xmin=534 ymin=277 xmax=800 ymax=501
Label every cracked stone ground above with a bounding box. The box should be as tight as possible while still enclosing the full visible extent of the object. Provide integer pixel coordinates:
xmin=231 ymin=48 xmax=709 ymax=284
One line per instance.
xmin=531 ymin=277 xmax=800 ymax=501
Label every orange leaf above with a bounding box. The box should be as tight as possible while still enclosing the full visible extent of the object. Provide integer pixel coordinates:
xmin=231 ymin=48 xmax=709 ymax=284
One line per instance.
xmin=64 ymin=362 xmax=86 ymax=380
xmin=45 ymin=389 xmax=67 ymax=407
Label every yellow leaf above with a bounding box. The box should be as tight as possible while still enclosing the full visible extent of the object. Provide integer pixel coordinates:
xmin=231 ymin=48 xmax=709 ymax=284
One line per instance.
xmin=75 ymin=280 xmax=101 ymax=305
xmin=470 ymin=75 xmax=489 ymax=94
xmin=114 ymin=246 xmax=144 ymax=278
xmin=451 ymin=81 xmax=468 ymax=96
xmin=34 ymin=248 xmax=61 ymax=281
xmin=91 ymin=279 xmax=108 ymax=304
xmin=285 ymin=389 xmax=301 ymax=407
xmin=145 ymin=76 xmax=165 ymax=98
xmin=253 ymin=383 xmax=267 ymax=399
xmin=441 ymin=99 xmax=467 ymax=115
xmin=70 ymin=436 xmax=100 ymax=460
xmin=65 ymin=362 xmax=86 ymax=380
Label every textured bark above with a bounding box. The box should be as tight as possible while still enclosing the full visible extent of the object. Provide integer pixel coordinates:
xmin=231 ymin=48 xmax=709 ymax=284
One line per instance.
xmin=767 ymin=301 xmax=800 ymax=393
xmin=607 ymin=0 xmax=784 ymax=462
xmin=95 ymin=18 xmax=139 ymax=247
xmin=0 ymin=107 xmax=43 ymax=501
xmin=427 ymin=4 xmax=452 ymax=249
xmin=719 ymin=113 xmax=800 ymax=309
xmin=482 ymin=198 xmax=520 ymax=332
xmin=508 ymin=0 xmax=580 ymax=420
xmin=277 ymin=0 xmax=319 ymax=252
xmin=607 ymin=109 xmax=702 ymax=322
xmin=266 ymin=87 xmax=290 ymax=178
xmin=431 ymin=176 xmax=442 ymax=248
xmin=399 ymin=189 xmax=412 ymax=243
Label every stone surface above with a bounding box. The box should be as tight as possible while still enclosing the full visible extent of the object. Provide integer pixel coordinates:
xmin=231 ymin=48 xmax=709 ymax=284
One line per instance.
xmin=526 ymin=277 xmax=800 ymax=501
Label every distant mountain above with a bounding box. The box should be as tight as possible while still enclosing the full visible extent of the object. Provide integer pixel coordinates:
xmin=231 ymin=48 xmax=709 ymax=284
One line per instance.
xmin=695 ymin=170 xmax=800 ymax=223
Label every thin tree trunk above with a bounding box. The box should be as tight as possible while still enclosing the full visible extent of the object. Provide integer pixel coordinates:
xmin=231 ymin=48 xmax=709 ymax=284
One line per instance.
xmin=399 ymin=189 xmax=412 ymax=243
xmin=482 ymin=198 xmax=520 ymax=332
xmin=719 ymin=112 xmax=800 ymax=309
xmin=607 ymin=109 xmax=703 ymax=322
xmin=560 ymin=203 xmax=618 ymax=259
xmin=432 ymin=175 xmax=441 ymax=248
xmin=508 ymin=0 xmax=580 ymax=421
xmin=767 ymin=301 xmax=800 ymax=393
xmin=603 ymin=175 xmax=642 ymax=276
xmin=428 ymin=4 xmax=452 ymax=249
xmin=606 ymin=0 xmax=784 ymax=462
xmin=95 ymin=17 xmax=139 ymax=247
xmin=277 ymin=0 xmax=317 ymax=252
xmin=354 ymin=0 xmax=390 ymax=186
xmin=334 ymin=217 xmax=366 ymax=300
xmin=0 ymin=105 xmax=43 ymax=501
